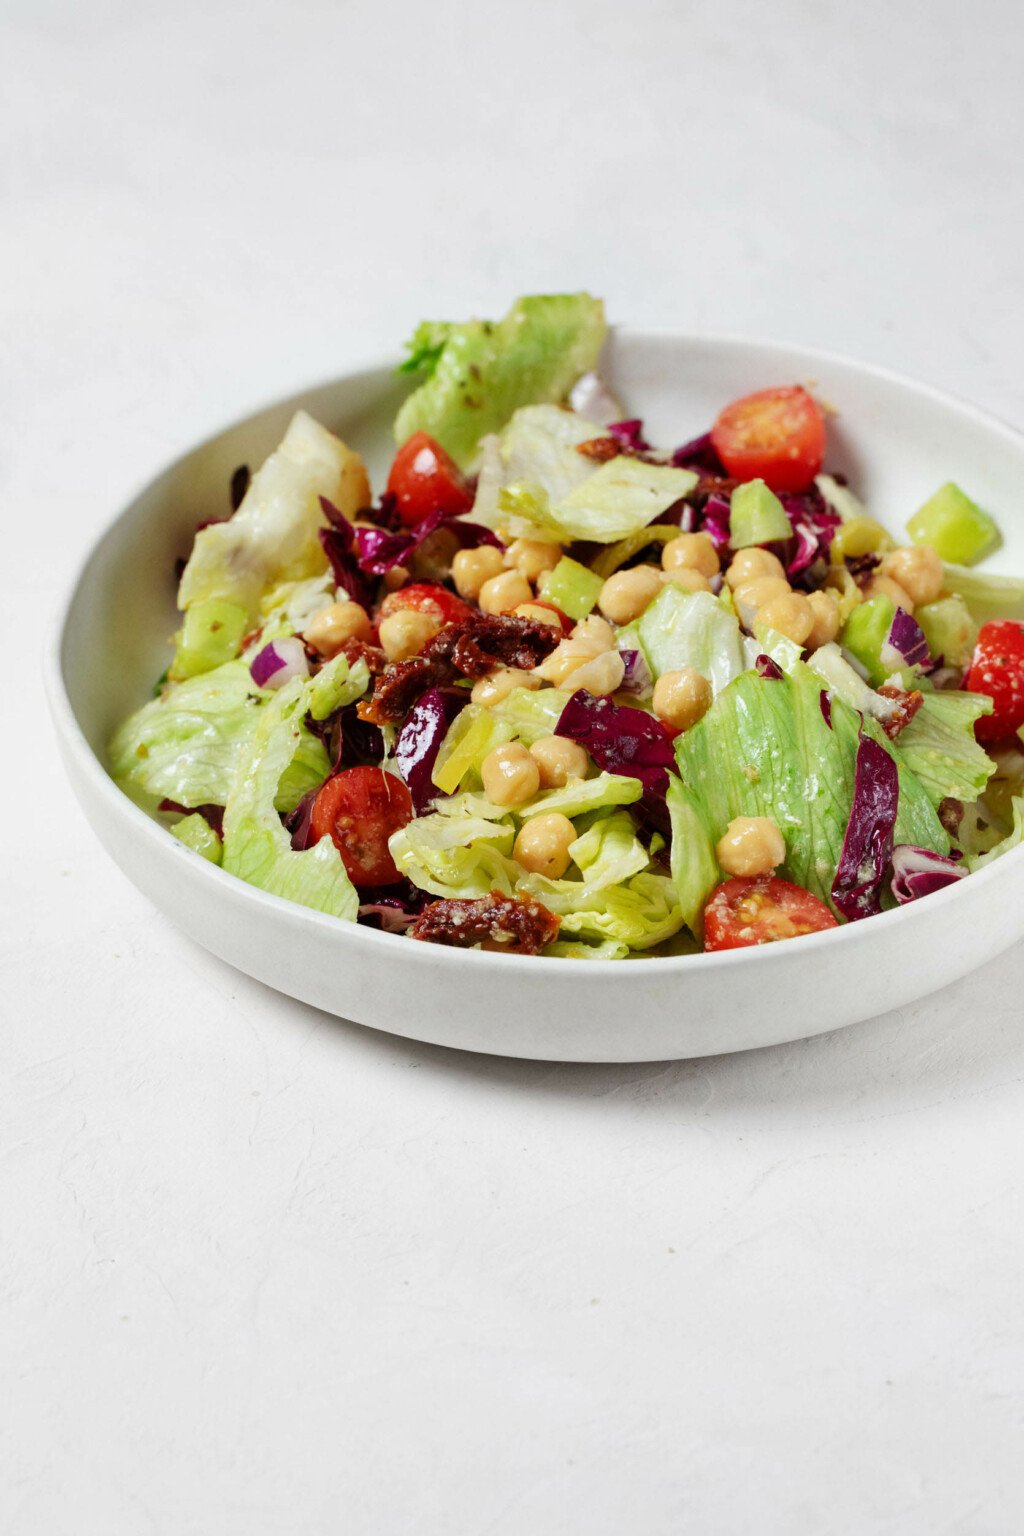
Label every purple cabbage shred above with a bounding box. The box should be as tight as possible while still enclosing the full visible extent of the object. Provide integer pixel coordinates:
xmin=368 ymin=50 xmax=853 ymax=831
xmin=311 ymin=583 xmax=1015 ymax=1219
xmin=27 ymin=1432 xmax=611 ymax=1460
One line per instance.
xmin=830 ymin=732 xmax=899 ymax=921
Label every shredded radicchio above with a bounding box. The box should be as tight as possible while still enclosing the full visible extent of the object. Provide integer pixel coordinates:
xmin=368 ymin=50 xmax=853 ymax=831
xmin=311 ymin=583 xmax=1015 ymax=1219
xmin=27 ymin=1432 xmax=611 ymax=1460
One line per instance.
xmin=780 ymin=485 xmax=841 ymax=584
xmin=607 ymin=418 xmax=653 ymax=455
xmin=618 ymin=648 xmax=654 ymax=699
xmin=319 ymin=498 xmax=375 ymax=606
xmin=819 ymin=690 xmax=833 ymax=729
xmin=755 ymin=654 xmax=784 ymax=680
xmin=880 ymin=607 xmax=931 ymax=672
xmin=393 ymin=686 xmax=467 ymax=814
xmin=555 ymin=690 xmax=677 ymax=800
xmin=699 ymin=493 xmax=732 ymax=551
xmin=671 ymin=430 xmax=724 ymax=474
xmin=890 ymin=845 xmax=965 ymax=905
xmin=320 ymin=494 xmax=500 ymax=582
xmin=830 ymin=732 xmax=899 ymax=921
xmin=357 ymin=879 xmax=431 ymax=932
xmin=158 ymin=798 xmax=224 ymax=837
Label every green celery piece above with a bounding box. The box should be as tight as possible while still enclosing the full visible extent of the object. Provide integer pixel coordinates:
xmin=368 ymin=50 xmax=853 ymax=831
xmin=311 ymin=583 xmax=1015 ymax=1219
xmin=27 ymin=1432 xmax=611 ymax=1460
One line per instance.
xmin=636 ymin=585 xmax=749 ymax=691
xmin=221 ymin=670 xmax=365 ymax=919
xmin=170 ymin=599 xmax=248 ymax=681
xmin=840 ymin=595 xmax=897 ymax=685
xmin=109 ymin=658 xmax=331 ymax=814
xmin=914 ymin=595 xmax=979 ymax=669
xmin=671 ymin=663 xmax=947 ymax=922
xmin=729 ymin=479 xmax=791 ymax=547
xmin=893 ymin=691 xmax=994 ymax=807
xmin=908 ymin=483 xmax=1001 ymax=565
xmin=393 ymin=294 xmax=607 ymax=468
xmin=539 ymin=557 xmax=605 ymax=620
xmin=169 ymin=813 xmax=223 ymax=864
xmin=431 ymin=704 xmax=514 ymax=794
xmin=940 ymin=564 xmax=1024 ymax=625
xmin=590 ymin=525 xmax=681 ymax=580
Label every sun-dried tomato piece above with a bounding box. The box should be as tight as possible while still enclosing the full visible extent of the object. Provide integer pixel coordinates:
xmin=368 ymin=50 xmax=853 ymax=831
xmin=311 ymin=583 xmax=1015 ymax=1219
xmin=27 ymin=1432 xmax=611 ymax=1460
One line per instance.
xmin=407 ymin=890 xmax=560 ymax=954
xmin=337 ymin=637 xmax=388 ymax=674
xmin=361 ymin=613 xmax=562 ymax=723
xmin=876 ymin=685 xmax=925 ymax=738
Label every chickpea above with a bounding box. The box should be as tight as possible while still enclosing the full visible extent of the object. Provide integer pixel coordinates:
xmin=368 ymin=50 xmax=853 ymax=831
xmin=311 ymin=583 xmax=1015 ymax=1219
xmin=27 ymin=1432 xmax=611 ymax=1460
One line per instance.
xmin=662 ymin=566 xmax=712 ymax=594
xmin=715 ymin=816 xmax=786 ymax=878
xmin=304 ymin=600 xmax=372 ymax=656
xmin=378 ymin=608 xmax=440 ymax=662
xmin=514 ymin=602 xmax=563 ymax=626
xmin=725 ymin=547 xmax=787 ymax=589
xmin=481 ymin=742 xmax=541 ymax=807
xmin=452 ymin=544 xmax=505 ymax=601
xmin=662 ymin=531 xmax=720 ymax=579
xmin=478 ymin=570 xmax=534 ymax=615
xmin=598 ymin=565 xmax=664 ymax=624
xmin=505 ymin=538 xmax=561 ymax=583
xmin=470 ymin=668 xmax=541 ymax=706
xmin=734 ymin=575 xmax=792 ymax=612
xmin=866 ymin=573 xmax=915 ymax=614
xmin=383 ymin=565 xmax=409 ymax=592
xmin=514 ymin=813 xmax=577 ymax=878
xmin=651 ymin=667 xmax=713 ymax=732
xmin=881 ymin=545 xmax=944 ymax=607
xmin=757 ymin=592 xmax=814 ymax=646
xmin=804 ymin=589 xmax=842 ymax=651
xmin=535 ymin=614 xmax=616 ymax=684
xmin=529 ymin=735 xmax=590 ymax=788
xmin=566 ymin=648 xmax=626 ymax=696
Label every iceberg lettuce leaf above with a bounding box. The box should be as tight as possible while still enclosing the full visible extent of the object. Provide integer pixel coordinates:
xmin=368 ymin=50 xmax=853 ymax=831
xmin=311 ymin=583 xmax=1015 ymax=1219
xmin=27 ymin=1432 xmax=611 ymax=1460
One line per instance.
xmin=636 ymin=585 xmax=750 ymax=691
xmin=892 ymin=691 xmax=995 ymax=807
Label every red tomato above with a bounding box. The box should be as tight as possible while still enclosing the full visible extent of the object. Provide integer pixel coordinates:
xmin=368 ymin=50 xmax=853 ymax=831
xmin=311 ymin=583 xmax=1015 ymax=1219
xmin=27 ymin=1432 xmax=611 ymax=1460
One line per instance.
xmin=710 ymin=386 xmax=826 ymax=493
xmin=387 ymin=431 xmax=475 ymax=529
xmin=703 ymin=876 xmax=838 ymax=951
xmin=310 ymin=768 xmax=413 ymax=887
xmin=964 ymin=620 xmax=1024 ymax=743
xmin=377 ymin=581 xmax=472 ymax=627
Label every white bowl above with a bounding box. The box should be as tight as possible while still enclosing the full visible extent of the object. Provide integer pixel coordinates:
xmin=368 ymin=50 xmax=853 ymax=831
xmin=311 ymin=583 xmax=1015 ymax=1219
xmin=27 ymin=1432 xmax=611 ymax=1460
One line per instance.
xmin=47 ymin=332 xmax=1024 ymax=1062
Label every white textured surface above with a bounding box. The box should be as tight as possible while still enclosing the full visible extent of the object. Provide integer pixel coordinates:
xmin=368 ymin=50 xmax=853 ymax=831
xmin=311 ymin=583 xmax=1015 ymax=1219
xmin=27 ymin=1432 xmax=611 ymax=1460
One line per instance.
xmin=3 ymin=1 xmax=1024 ymax=1531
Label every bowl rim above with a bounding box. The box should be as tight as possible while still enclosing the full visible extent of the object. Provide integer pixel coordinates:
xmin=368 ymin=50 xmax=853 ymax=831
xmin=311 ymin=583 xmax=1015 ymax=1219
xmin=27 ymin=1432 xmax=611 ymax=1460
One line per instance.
xmin=46 ymin=326 xmax=1024 ymax=978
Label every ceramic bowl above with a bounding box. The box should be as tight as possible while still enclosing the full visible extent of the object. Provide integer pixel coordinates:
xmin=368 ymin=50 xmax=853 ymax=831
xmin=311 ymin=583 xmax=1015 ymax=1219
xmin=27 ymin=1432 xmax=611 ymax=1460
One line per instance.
xmin=47 ymin=332 xmax=1024 ymax=1062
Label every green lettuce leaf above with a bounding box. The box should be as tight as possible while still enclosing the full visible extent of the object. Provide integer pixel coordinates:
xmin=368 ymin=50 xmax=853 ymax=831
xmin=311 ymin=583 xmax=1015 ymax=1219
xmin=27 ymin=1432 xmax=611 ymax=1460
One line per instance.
xmin=669 ymin=662 xmax=948 ymax=928
xmin=388 ymin=800 xmax=519 ymax=898
xmin=636 ymin=585 xmax=750 ymax=690
xmin=393 ymin=293 xmax=607 ymax=468
xmin=967 ymin=795 xmax=1024 ymax=871
xmin=178 ymin=411 xmax=369 ymax=622
xmin=519 ymin=771 xmax=643 ymax=819
xmin=892 ymin=691 xmax=995 ymax=807
xmin=520 ymin=865 xmax=683 ymax=951
xmin=169 ymin=813 xmax=223 ymax=863
xmin=940 ymin=564 xmax=1024 ymax=625
xmin=109 ymin=659 xmax=331 ymax=814
xmin=489 ymin=685 xmax=572 ymax=744
xmin=220 ymin=655 xmax=369 ymax=919
xmin=499 ymin=458 xmax=698 ymax=546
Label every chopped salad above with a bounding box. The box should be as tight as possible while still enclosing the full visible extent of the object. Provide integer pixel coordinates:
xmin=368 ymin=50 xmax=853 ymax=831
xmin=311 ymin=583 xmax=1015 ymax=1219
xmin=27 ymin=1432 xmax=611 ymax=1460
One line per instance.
xmin=110 ymin=293 xmax=1024 ymax=958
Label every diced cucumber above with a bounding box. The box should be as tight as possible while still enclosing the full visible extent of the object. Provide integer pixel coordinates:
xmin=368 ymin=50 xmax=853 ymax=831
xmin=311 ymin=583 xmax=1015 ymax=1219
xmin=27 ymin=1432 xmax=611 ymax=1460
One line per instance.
xmin=907 ymin=482 xmax=1000 ymax=565
xmin=829 ymin=516 xmax=895 ymax=563
xmin=170 ymin=599 xmax=249 ymax=681
xmin=729 ymin=479 xmax=791 ymax=547
xmin=840 ymin=595 xmax=897 ymax=685
xmin=539 ymin=556 xmax=605 ymax=620
xmin=169 ymin=813 xmax=223 ymax=864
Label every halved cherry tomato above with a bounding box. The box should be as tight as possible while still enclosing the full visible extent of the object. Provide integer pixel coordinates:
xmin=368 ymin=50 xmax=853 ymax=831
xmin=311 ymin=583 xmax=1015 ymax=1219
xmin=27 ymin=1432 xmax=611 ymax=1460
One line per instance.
xmin=377 ymin=581 xmax=472 ymax=627
xmin=964 ymin=619 xmax=1024 ymax=743
xmin=310 ymin=767 xmax=413 ymax=887
xmin=710 ymin=386 xmax=826 ymax=493
xmin=703 ymin=875 xmax=838 ymax=951
xmin=387 ymin=431 xmax=475 ymax=529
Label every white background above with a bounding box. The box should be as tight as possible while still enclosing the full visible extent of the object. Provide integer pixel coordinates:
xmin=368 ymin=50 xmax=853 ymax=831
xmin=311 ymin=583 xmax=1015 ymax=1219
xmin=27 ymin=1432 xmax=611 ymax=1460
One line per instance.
xmin=4 ymin=1 xmax=1024 ymax=1531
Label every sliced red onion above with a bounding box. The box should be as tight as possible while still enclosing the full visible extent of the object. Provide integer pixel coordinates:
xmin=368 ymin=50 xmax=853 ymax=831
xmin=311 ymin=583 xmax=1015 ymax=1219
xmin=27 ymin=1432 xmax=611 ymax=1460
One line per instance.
xmin=250 ymin=636 xmax=309 ymax=689
xmin=618 ymin=648 xmax=654 ymax=699
xmin=831 ymin=733 xmax=899 ymax=921
xmin=568 ymin=372 xmax=622 ymax=426
xmin=755 ymin=654 xmax=784 ymax=680
xmin=890 ymin=844 xmax=966 ymax=904
xmin=880 ymin=606 xmax=931 ymax=672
